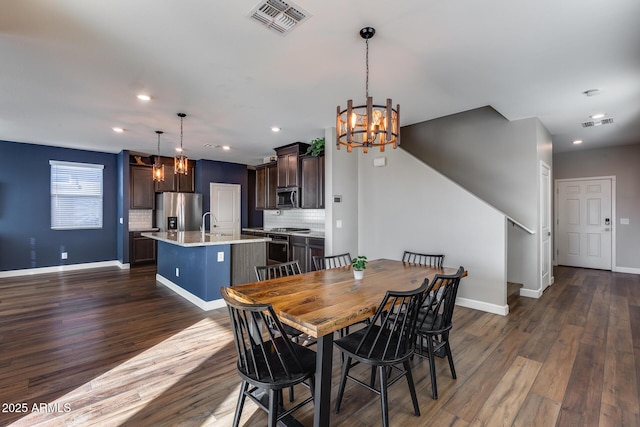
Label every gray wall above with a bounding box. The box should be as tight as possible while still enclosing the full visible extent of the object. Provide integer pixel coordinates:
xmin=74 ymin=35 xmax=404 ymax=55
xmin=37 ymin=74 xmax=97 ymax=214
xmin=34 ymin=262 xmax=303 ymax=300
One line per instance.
xmin=554 ymin=144 xmax=640 ymax=271
xmin=400 ymin=106 xmax=552 ymax=292
xmin=401 ymin=106 xmax=540 ymax=229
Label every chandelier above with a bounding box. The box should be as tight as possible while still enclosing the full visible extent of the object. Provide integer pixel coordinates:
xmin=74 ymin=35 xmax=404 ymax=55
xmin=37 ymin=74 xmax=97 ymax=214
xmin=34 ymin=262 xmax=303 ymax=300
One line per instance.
xmin=337 ymin=27 xmax=400 ymax=153
xmin=174 ymin=113 xmax=188 ymax=175
xmin=153 ymin=130 xmax=165 ymax=182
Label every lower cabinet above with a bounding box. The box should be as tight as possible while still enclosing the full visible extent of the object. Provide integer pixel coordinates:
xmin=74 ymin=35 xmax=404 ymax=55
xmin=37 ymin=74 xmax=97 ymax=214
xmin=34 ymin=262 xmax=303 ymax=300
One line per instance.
xmin=130 ymin=232 xmax=157 ymax=265
xmin=290 ymin=235 xmax=324 ymax=273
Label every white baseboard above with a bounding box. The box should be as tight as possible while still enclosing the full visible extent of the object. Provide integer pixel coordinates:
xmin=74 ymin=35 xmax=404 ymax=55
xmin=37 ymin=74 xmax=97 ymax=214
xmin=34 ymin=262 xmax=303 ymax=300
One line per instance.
xmin=519 ymin=287 xmax=543 ymax=298
xmin=455 ymin=297 xmax=509 ymax=316
xmin=0 ymin=260 xmax=125 ymax=278
xmin=614 ymin=266 xmax=640 ymax=275
xmin=155 ymin=274 xmax=226 ymax=311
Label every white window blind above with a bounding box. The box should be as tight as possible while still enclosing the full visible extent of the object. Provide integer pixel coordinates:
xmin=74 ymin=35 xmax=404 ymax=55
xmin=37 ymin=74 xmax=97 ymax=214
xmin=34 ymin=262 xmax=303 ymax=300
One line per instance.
xmin=50 ymin=160 xmax=104 ymax=230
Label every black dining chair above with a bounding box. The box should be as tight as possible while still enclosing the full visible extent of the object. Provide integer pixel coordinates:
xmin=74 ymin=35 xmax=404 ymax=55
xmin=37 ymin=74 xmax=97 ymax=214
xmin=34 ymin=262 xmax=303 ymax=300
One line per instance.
xmin=254 ymin=260 xmax=303 ymax=281
xmin=333 ymin=280 xmax=429 ymax=427
xmin=254 ymin=259 xmax=312 ymax=401
xmin=221 ymin=287 xmax=316 ymax=427
xmin=402 ymin=251 xmax=444 ymax=268
xmin=312 ymin=253 xmax=352 ymax=271
xmin=414 ymin=266 xmax=465 ymax=400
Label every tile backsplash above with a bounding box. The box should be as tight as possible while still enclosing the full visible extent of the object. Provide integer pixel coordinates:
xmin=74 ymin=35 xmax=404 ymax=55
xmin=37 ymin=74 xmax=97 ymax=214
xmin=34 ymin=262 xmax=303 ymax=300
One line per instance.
xmin=129 ymin=209 xmax=153 ymax=230
xmin=263 ymin=209 xmax=325 ymax=233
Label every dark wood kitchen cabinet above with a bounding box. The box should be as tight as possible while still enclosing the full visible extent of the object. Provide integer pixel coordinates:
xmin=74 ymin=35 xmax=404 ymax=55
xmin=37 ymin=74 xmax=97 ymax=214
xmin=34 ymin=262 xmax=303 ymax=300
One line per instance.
xmin=300 ymin=155 xmax=324 ymax=209
xmin=290 ymin=235 xmax=324 ymax=273
xmin=255 ymin=162 xmax=277 ymax=210
xmin=275 ymin=142 xmax=309 ymax=188
xmin=130 ymin=165 xmax=154 ymax=209
xmin=130 ymin=232 xmax=157 ymax=265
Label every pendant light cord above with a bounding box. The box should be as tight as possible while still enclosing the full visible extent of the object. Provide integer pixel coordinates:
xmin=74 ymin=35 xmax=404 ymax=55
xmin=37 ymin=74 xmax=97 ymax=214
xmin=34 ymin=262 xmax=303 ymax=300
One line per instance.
xmin=365 ymin=38 xmax=369 ymax=99
xmin=180 ymin=116 xmax=184 ymax=151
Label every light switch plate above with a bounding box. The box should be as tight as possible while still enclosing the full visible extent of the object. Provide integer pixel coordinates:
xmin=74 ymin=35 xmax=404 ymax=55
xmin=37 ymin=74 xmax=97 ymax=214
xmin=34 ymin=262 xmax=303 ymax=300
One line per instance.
xmin=621 ymin=218 xmax=629 ymax=225
xmin=218 ymin=252 xmax=224 ymax=262
xmin=336 ymin=220 xmax=342 ymax=228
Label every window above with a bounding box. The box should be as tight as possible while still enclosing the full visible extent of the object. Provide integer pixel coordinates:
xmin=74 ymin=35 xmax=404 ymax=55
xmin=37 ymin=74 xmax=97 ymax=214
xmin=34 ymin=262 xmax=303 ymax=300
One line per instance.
xmin=50 ymin=160 xmax=104 ymax=230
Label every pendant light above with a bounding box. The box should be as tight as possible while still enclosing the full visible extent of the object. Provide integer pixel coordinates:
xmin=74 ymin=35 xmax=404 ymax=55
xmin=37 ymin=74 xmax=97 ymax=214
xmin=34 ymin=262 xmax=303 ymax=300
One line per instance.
xmin=153 ymin=130 xmax=165 ymax=182
xmin=336 ymin=27 xmax=400 ymax=153
xmin=174 ymin=113 xmax=188 ymax=175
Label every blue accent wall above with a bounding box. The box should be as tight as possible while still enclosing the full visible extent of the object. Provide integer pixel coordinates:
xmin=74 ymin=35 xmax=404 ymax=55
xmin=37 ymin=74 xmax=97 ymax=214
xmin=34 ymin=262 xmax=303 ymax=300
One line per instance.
xmin=0 ymin=140 xmax=119 ymax=271
xmin=195 ymin=159 xmax=249 ymax=229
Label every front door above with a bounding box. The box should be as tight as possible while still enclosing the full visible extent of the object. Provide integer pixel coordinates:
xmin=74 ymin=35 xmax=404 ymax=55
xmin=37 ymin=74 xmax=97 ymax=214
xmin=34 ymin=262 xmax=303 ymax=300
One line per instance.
xmin=209 ymin=183 xmax=241 ymax=235
xmin=556 ymin=178 xmax=612 ymax=270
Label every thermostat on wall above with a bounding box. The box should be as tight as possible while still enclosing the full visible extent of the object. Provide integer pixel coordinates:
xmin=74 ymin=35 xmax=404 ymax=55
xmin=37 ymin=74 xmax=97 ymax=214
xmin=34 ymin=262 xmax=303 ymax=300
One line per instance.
xmin=333 ymin=195 xmax=342 ymax=203
xmin=374 ymin=156 xmax=387 ymax=167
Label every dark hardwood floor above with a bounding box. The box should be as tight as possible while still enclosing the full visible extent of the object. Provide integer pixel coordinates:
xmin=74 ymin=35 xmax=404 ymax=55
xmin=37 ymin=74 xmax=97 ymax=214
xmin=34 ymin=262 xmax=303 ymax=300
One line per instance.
xmin=0 ymin=265 xmax=638 ymax=426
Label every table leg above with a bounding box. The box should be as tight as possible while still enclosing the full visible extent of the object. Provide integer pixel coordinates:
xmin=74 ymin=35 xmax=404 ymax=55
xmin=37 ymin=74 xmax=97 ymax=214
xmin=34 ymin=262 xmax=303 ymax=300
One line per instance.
xmin=313 ymin=333 xmax=333 ymax=427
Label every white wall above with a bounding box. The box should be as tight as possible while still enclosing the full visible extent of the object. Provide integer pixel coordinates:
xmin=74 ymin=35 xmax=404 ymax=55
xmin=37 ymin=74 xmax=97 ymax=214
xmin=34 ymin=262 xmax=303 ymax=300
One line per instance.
xmin=324 ymin=127 xmax=359 ymax=257
xmin=354 ymin=147 xmax=509 ymax=314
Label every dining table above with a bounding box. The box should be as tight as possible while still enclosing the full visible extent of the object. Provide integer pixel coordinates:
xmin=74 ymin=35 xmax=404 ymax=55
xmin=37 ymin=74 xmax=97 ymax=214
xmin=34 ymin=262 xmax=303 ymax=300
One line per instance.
xmin=224 ymin=258 xmax=466 ymax=427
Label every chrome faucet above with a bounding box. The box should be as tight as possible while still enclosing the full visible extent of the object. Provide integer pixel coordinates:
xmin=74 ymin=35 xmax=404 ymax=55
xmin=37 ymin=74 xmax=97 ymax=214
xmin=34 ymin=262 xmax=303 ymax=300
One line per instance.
xmin=201 ymin=211 xmax=211 ymax=240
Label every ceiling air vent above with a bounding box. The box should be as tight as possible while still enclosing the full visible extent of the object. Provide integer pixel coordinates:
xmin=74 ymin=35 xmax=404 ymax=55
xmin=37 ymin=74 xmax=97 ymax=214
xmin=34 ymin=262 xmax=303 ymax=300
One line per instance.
xmin=581 ymin=117 xmax=614 ymax=128
xmin=248 ymin=0 xmax=310 ymax=35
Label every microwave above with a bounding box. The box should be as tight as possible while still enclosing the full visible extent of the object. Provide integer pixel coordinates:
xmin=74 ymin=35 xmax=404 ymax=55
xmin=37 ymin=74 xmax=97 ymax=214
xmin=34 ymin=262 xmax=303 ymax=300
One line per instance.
xmin=276 ymin=187 xmax=299 ymax=209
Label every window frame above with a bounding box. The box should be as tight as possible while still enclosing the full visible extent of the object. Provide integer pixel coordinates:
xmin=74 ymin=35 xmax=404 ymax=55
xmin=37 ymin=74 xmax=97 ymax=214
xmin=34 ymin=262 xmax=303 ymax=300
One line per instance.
xmin=50 ymin=160 xmax=104 ymax=230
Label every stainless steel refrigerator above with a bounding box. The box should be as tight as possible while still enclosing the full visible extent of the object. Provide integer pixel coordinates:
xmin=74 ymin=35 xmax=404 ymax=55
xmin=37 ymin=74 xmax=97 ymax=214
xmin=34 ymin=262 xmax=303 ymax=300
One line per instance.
xmin=156 ymin=192 xmax=203 ymax=231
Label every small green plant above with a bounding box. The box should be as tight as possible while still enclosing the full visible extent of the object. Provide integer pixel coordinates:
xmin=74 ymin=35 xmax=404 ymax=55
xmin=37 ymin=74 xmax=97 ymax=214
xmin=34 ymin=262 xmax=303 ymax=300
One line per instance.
xmin=305 ymin=137 xmax=325 ymax=157
xmin=351 ymin=255 xmax=368 ymax=271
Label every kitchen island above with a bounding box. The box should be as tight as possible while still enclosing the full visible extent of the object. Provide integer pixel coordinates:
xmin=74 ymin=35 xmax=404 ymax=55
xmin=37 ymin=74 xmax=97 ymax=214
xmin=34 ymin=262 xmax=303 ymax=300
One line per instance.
xmin=142 ymin=231 xmax=270 ymax=310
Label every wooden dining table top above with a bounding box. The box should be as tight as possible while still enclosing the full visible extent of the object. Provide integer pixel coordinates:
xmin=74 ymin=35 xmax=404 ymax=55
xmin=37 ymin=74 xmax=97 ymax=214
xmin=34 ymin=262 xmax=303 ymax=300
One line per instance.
xmin=224 ymin=259 xmax=465 ymax=338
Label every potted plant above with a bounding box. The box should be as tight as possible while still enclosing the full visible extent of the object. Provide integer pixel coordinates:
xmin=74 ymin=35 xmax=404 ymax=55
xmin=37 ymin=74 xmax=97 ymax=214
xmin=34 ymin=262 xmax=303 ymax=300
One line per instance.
xmin=305 ymin=137 xmax=325 ymax=157
xmin=351 ymin=255 xmax=367 ymax=280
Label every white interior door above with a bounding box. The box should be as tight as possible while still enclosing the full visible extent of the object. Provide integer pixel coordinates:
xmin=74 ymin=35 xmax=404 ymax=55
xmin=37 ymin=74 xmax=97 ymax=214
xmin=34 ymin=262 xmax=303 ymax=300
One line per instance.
xmin=540 ymin=162 xmax=552 ymax=289
xmin=209 ymin=183 xmax=241 ymax=235
xmin=557 ymin=178 xmax=612 ymax=270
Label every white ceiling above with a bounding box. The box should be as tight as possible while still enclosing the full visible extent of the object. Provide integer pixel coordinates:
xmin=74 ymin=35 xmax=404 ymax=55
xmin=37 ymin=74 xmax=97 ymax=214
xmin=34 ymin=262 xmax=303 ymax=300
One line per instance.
xmin=2 ymin=0 xmax=640 ymax=165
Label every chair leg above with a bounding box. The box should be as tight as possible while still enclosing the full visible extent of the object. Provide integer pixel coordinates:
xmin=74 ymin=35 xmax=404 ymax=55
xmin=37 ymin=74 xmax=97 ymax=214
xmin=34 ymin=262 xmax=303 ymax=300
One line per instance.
xmin=334 ymin=355 xmax=352 ymax=414
xmin=403 ymin=360 xmax=420 ymax=416
xmin=379 ymin=365 xmax=390 ymax=427
xmin=427 ymin=337 xmax=438 ymax=400
xmin=289 ymin=385 xmax=295 ymax=402
xmin=445 ymin=340 xmax=457 ymax=379
xmin=370 ymin=365 xmax=377 ymax=388
xmin=232 ymin=381 xmax=248 ymax=427
xmin=268 ymin=389 xmax=278 ymax=427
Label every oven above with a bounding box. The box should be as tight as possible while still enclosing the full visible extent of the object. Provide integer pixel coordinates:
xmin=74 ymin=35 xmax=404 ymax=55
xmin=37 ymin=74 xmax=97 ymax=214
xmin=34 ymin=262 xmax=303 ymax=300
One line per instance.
xmin=267 ymin=233 xmax=290 ymax=264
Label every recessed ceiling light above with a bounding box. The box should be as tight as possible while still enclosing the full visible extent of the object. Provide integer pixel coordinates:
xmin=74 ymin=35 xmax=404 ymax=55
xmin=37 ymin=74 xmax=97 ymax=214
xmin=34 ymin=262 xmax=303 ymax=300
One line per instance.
xmin=271 ymin=127 xmax=281 ymax=132
xmin=175 ymin=147 xmax=183 ymax=153
xmin=137 ymin=94 xmax=151 ymax=101
xmin=583 ymin=89 xmax=601 ymax=97
xmin=222 ymin=145 xmax=230 ymax=151
xmin=112 ymin=127 xmax=124 ymax=133
xmin=572 ymin=139 xmax=583 ymax=145
xmin=590 ymin=113 xmax=606 ymax=119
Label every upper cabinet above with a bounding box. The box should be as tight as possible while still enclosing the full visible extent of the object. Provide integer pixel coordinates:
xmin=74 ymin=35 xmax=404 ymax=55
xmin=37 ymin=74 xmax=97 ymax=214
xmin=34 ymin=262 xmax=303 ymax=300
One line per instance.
xmin=153 ymin=156 xmax=196 ymax=193
xmin=255 ymin=162 xmax=277 ymax=210
xmin=275 ymin=142 xmax=309 ymax=188
xmin=130 ymin=165 xmax=155 ymax=209
xmin=300 ymin=155 xmax=324 ymax=209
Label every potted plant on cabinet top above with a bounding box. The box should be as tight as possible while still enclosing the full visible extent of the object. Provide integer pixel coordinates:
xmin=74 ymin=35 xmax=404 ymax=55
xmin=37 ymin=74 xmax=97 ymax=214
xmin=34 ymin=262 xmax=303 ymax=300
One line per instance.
xmin=305 ymin=137 xmax=325 ymax=157
xmin=351 ymin=255 xmax=367 ymax=280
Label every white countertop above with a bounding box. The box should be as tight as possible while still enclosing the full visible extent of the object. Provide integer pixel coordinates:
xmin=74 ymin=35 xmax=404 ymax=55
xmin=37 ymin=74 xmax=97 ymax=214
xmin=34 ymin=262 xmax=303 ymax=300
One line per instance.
xmin=142 ymin=231 xmax=271 ymax=247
